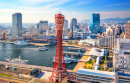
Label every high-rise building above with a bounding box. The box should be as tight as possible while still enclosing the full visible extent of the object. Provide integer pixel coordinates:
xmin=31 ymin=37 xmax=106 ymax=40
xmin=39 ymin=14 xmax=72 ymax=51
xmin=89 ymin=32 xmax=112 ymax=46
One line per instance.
xmin=63 ymin=19 xmax=68 ymax=30
xmin=50 ymin=13 xmax=66 ymax=82
xmin=125 ymin=21 xmax=130 ymax=39
xmin=39 ymin=21 xmax=48 ymax=34
xmin=90 ymin=14 xmax=100 ymax=34
xmin=71 ymin=18 xmax=77 ymax=37
xmin=12 ymin=13 xmax=22 ymax=37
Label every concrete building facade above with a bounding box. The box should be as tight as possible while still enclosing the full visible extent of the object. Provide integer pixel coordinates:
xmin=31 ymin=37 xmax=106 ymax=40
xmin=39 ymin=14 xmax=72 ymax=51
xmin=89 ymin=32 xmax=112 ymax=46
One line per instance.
xmin=114 ymin=39 xmax=130 ymax=69
xmin=125 ymin=21 xmax=130 ymax=39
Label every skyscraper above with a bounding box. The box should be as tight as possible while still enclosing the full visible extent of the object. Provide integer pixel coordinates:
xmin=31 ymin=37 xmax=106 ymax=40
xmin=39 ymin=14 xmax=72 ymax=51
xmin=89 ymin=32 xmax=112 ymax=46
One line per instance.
xmin=12 ymin=13 xmax=22 ymax=37
xmin=90 ymin=14 xmax=100 ymax=34
xmin=125 ymin=21 xmax=130 ymax=39
xmin=39 ymin=21 xmax=48 ymax=34
xmin=63 ymin=19 xmax=68 ymax=30
xmin=51 ymin=13 xmax=66 ymax=82
xmin=71 ymin=18 xmax=77 ymax=38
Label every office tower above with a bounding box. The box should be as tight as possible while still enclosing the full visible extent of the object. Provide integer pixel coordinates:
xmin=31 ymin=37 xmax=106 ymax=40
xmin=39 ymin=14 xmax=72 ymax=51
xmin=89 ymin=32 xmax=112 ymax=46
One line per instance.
xmin=90 ymin=14 xmax=100 ymax=34
xmin=36 ymin=23 xmax=39 ymax=29
xmin=63 ymin=19 xmax=68 ymax=30
xmin=125 ymin=21 xmax=130 ymax=39
xmin=51 ymin=13 xmax=66 ymax=82
xmin=39 ymin=21 xmax=48 ymax=34
xmin=12 ymin=13 xmax=22 ymax=37
xmin=71 ymin=18 xmax=77 ymax=37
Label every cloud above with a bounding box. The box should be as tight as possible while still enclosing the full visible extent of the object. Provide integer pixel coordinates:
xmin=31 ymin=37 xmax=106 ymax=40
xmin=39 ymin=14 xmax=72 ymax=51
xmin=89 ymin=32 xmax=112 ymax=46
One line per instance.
xmin=63 ymin=11 xmax=130 ymax=22
xmin=75 ymin=0 xmax=90 ymax=5
xmin=0 ymin=9 xmax=130 ymax=23
xmin=108 ymin=2 xmax=130 ymax=6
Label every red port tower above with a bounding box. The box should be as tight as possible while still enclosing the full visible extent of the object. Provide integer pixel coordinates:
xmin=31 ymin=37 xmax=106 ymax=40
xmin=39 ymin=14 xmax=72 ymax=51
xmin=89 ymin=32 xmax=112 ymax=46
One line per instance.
xmin=51 ymin=13 xmax=66 ymax=82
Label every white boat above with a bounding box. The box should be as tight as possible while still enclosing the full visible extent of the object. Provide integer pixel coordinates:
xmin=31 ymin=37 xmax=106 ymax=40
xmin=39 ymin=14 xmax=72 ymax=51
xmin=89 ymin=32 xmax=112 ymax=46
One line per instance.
xmin=53 ymin=56 xmax=71 ymax=64
xmin=39 ymin=46 xmax=48 ymax=51
xmin=5 ymin=56 xmax=28 ymax=64
xmin=14 ymin=40 xmax=29 ymax=45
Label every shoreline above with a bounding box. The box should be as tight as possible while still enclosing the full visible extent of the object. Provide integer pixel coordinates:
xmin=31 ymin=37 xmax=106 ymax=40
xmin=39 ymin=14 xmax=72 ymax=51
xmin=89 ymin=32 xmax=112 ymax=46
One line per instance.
xmin=0 ymin=40 xmax=49 ymax=46
xmin=0 ymin=40 xmax=87 ymax=48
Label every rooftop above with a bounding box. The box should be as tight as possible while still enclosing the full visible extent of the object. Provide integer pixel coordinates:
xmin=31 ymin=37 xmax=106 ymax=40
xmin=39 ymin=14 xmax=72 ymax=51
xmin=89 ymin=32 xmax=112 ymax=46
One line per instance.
xmin=88 ymin=48 xmax=104 ymax=57
xmin=77 ymin=68 xmax=115 ymax=78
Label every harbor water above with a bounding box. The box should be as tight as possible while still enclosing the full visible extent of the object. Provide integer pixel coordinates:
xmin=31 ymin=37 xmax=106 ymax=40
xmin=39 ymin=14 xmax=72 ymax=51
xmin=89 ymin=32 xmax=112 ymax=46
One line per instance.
xmin=0 ymin=43 xmax=82 ymax=70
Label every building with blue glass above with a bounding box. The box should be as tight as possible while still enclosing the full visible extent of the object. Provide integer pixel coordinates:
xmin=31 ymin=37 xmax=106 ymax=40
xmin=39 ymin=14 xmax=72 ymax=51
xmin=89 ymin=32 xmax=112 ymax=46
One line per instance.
xmin=90 ymin=14 xmax=100 ymax=34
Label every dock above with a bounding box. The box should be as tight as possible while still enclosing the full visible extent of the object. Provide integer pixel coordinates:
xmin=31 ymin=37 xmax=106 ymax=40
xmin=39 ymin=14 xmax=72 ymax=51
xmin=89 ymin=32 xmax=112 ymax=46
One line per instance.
xmin=0 ymin=61 xmax=73 ymax=72
xmin=64 ymin=51 xmax=83 ymax=56
xmin=67 ymin=47 xmax=87 ymax=52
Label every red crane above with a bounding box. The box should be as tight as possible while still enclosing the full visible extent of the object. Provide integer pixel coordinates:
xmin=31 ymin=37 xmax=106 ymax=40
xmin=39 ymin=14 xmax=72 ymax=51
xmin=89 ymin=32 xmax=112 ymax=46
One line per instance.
xmin=2 ymin=33 xmax=6 ymax=40
xmin=50 ymin=13 xmax=66 ymax=82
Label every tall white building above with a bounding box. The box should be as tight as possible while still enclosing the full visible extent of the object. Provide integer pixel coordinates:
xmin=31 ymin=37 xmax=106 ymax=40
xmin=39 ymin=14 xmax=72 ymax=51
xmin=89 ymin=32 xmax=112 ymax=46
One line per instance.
xmin=73 ymin=31 xmax=90 ymax=39
xmin=99 ymin=35 xmax=116 ymax=48
xmin=39 ymin=21 xmax=48 ymax=34
xmin=114 ymin=38 xmax=130 ymax=69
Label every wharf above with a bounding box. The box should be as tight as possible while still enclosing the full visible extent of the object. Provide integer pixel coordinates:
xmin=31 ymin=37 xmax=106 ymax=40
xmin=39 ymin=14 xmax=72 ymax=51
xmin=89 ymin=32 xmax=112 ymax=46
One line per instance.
xmin=0 ymin=40 xmax=49 ymax=46
xmin=0 ymin=61 xmax=73 ymax=72
xmin=64 ymin=51 xmax=83 ymax=56
xmin=67 ymin=47 xmax=86 ymax=52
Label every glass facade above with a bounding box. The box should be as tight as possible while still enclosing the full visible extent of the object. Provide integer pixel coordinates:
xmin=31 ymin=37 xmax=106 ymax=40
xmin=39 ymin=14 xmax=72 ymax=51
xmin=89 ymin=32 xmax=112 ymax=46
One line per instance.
xmin=12 ymin=13 xmax=22 ymax=37
xmin=90 ymin=14 xmax=100 ymax=34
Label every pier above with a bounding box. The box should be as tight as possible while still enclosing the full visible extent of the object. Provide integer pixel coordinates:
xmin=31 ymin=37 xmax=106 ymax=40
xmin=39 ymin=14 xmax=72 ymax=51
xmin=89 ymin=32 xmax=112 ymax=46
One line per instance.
xmin=67 ymin=47 xmax=87 ymax=52
xmin=0 ymin=61 xmax=73 ymax=72
xmin=63 ymin=51 xmax=83 ymax=56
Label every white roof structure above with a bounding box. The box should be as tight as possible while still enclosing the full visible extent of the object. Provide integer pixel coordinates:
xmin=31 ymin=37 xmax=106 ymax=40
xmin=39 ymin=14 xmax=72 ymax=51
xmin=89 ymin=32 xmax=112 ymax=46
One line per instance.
xmin=88 ymin=48 xmax=104 ymax=57
xmin=77 ymin=68 xmax=115 ymax=78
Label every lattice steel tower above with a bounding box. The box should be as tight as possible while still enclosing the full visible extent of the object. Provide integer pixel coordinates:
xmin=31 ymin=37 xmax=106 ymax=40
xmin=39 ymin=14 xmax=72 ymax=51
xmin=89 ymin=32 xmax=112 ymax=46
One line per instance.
xmin=51 ymin=13 xmax=66 ymax=82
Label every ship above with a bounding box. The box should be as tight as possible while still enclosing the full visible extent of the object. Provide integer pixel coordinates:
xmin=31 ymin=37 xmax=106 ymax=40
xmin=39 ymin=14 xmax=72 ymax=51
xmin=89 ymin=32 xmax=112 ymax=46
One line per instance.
xmin=14 ymin=40 xmax=29 ymax=45
xmin=39 ymin=46 xmax=48 ymax=51
xmin=5 ymin=56 xmax=28 ymax=64
xmin=53 ymin=56 xmax=71 ymax=64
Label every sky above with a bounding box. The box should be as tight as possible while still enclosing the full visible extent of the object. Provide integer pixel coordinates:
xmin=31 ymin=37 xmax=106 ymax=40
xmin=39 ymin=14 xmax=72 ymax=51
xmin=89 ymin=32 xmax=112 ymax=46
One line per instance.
xmin=0 ymin=0 xmax=130 ymax=23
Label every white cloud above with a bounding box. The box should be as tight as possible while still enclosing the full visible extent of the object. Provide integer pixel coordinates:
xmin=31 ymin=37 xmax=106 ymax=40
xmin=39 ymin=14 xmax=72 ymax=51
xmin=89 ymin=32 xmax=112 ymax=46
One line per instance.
xmin=0 ymin=8 xmax=130 ymax=23
xmin=108 ymin=2 xmax=130 ymax=6
xmin=75 ymin=1 xmax=90 ymax=5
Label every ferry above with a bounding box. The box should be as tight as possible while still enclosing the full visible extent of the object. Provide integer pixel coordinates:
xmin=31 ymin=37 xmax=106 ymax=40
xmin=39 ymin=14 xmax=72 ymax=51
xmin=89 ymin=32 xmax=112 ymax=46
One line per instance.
xmin=53 ymin=56 xmax=71 ymax=64
xmin=39 ymin=46 xmax=48 ymax=51
xmin=5 ymin=56 xmax=28 ymax=64
xmin=14 ymin=40 xmax=29 ymax=45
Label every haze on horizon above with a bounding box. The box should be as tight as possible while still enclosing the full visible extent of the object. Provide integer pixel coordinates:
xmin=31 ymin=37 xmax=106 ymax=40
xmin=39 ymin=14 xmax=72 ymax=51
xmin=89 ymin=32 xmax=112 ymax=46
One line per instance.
xmin=0 ymin=0 xmax=130 ymax=23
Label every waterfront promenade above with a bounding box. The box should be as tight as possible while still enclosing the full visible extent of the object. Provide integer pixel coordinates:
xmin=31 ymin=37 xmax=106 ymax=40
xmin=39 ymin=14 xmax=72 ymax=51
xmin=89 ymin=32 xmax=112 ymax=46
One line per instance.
xmin=73 ymin=50 xmax=90 ymax=72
